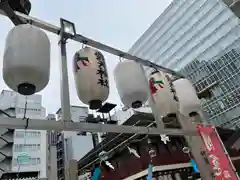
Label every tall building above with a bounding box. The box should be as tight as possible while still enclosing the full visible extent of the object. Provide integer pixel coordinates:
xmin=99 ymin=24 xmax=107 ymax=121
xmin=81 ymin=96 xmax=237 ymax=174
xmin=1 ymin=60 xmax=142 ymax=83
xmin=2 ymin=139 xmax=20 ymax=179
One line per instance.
xmin=56 ymin=105 xmax=93 ymax=180
xmin=129 ymin=0 xmax=240 ymax=128
xmin=46 ymin=113 xmax=58 ymax=180
xmin=0 ymin=90 xmax=47 ymax=178
xmin=0 ymin=109 xmax=14 ymax=176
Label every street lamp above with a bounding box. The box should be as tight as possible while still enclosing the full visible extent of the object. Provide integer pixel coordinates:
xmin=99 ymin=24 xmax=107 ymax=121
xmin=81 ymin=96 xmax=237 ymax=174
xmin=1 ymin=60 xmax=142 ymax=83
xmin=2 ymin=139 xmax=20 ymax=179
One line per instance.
xmin=58 ymin=18 xmax=77 ymax=123
xmin=59 ymin=18 xmax=77 ymax=180
xmin=60 ymin=18 xmax=76 ymax=39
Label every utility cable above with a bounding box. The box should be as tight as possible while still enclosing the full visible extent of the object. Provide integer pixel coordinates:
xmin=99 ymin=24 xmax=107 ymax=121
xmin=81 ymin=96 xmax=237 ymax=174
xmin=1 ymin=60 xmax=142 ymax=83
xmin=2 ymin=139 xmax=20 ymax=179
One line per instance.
xmin=17 ymin=96 xmax=29 ymax=176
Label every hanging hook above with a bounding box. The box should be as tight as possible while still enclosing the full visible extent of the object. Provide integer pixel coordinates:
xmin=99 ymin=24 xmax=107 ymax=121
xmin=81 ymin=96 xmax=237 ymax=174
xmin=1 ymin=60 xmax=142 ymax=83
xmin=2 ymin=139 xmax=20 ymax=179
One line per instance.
xmin=82 ymin=40 xmax=88 ymax=48
xmin=82 ymin=43 xmax=85 ymax=49
xmin=119 ymin=56 xmax=123 ymax=62
xmin=119 ymin=53 xmax=124 ymax=62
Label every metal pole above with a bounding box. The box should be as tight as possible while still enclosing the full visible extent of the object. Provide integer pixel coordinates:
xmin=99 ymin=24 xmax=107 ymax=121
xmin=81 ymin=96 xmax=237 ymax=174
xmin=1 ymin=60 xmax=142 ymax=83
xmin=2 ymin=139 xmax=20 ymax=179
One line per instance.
xmin=0 ymin=10 xmax=183 ymax=78
xmin=64 ymin=138 xmax=70 ymax=180
xmin=69 ymin=159 xmax=78 ymax=180
xmin=58 ymin=37 xmax=71 ymax=122
xmin=49 ymin=143 xmax=58 ymax=180
xmin=59 ymin=35 xmax=72 ymax=180
xmin=48 ymin=131 xmax=58 ymax=180
xmin=177 ymin=113 xmax=214 ymax=180
xmin=0 ymin=116 xmax=197 ymax=135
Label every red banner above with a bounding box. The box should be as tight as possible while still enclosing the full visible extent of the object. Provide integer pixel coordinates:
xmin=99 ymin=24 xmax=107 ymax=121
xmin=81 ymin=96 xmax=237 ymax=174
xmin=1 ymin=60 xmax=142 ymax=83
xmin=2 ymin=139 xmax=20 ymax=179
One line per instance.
xmin=196 ymin=124 xmax=238 ymax=180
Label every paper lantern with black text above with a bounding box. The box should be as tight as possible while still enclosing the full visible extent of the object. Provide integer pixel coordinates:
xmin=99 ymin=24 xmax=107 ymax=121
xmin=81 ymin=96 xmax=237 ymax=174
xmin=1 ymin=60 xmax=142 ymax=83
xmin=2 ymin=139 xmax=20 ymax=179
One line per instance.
xmin=73 ymin=47 xmax=109 ymax=109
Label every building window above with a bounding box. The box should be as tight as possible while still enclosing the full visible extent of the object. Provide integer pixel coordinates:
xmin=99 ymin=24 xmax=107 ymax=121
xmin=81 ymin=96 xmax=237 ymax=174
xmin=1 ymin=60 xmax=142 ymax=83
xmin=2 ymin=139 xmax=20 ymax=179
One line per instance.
xmin=14 ymin=144 xmax=41 ymax=152
xmin=15 ymin=131 xmax=41 ymax=138
xmin=13 ymin=157 xmax=41 ymax=166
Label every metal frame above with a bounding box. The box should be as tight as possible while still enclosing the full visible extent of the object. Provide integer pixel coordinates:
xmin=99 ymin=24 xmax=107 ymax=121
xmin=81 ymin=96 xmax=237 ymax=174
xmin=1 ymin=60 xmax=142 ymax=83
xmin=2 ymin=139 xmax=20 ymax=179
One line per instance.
xmin=0 ymin=10 xmax=183 ymax=78
xmin=0 ymin=10 xmax=196 ymax=137
xmin=0 ymin=116 xmax=197 ymax=136
xmin=0 ymin=9 xmax=214 ymax=180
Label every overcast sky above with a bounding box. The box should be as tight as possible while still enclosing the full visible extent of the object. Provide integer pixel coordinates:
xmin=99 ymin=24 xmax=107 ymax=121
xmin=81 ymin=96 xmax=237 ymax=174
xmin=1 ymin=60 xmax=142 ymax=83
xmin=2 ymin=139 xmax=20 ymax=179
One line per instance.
xmin=0 ymin=0 xmax=171 ymax=114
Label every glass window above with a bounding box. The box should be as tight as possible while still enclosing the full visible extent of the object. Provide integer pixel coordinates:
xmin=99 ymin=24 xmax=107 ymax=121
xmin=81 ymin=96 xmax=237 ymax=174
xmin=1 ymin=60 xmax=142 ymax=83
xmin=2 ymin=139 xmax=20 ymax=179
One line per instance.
xmin=14 ymin=144 xmax=41 ymax=152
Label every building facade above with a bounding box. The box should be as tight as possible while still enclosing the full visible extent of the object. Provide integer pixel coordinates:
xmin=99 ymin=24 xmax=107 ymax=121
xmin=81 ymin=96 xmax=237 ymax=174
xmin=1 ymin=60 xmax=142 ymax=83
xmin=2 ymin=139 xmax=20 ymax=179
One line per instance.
xmin=129 ymin=0 xmax=240 ymax=128
xmin=56 ymin=105 xmax=93 ymax=180
xmin=0 ymin=90 xmax=47 ymax=178
xmin=0 ymin=108 xmax=14 ymax=176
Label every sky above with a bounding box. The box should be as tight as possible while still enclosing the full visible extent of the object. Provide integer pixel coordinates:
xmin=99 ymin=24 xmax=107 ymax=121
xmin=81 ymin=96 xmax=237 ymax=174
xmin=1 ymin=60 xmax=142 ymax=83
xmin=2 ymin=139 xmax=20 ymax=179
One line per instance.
xmin=0 ymin=0 xmax=172 ymax=114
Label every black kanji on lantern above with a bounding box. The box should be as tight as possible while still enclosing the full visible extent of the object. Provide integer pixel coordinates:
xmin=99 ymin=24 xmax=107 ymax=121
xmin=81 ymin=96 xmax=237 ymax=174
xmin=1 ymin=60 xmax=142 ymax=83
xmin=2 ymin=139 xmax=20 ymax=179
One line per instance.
xmin=95 ymin=51 xmax=109 ymax=87
xmin=165 ymin=75 xmax=179 ymax=102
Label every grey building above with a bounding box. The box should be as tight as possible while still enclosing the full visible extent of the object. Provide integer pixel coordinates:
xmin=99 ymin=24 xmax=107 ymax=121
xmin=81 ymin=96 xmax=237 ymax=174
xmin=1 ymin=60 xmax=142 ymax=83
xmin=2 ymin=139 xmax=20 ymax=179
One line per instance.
xmin=0 ymin=109 xmax=14 ymax=176
xmin=55 ymin=106 xmax=93 ymax=180
xmin=129 ymin=0 xmax=240 ymax=128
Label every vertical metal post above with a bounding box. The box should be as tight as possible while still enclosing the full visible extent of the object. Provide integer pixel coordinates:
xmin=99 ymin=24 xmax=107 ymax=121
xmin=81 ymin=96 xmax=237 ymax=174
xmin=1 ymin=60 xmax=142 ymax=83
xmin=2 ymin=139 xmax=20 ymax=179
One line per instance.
xmin=59 ymin=34 xmax=72 ymax=180
xmin=177 ymin=113 xmax=214 ymax=180
xmin=48 ymin=131 xmax=58 ymax=180
xmin=69 ymin=159 xmax=78 ymax=180
xmin=59 ymin=36 xmax=71 ymax=122
xmin=64 ymin=138 xmax=70 ymax=180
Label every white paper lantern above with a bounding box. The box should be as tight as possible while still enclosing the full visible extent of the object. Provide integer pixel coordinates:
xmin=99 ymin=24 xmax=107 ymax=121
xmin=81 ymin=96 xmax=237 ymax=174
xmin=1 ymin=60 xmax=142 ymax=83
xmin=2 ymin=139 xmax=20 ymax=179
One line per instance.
xmin=73 ymin=47 xmax=109 ymax=109
xmin=149 ymin=70 xmax=179 ymax=117
xmin=173 ymin=78 xmax=201 ymax=116
xmin=3 ymin=24 xmax=50 ymax=95
xmin=114 ymin=60 xmax=148 ymax=108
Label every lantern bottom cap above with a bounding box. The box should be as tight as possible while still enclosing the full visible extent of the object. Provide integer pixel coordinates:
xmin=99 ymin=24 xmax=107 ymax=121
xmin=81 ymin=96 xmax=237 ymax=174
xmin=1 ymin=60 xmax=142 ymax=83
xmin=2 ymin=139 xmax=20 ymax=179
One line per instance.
xmin=132 ymin=100 xmax=142 ymax=109
xmin=89 ymin=100 xmax=102 ymax=110
xmin=17 ymin=83 xmax=36 ymax=96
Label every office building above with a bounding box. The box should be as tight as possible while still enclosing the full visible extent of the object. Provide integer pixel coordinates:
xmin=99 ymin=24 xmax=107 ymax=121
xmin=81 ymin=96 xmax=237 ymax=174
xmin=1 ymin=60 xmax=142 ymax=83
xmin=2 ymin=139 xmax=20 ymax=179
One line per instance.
xmin=0 ymin=108 xmax=14 ymax=176
xmin=56 ymin=105 xmax=93 ymax=180
xmin=128 ymin=0 xmax=240 ymax=128
xmin=0 ymin=90 xmax=47 ymax=178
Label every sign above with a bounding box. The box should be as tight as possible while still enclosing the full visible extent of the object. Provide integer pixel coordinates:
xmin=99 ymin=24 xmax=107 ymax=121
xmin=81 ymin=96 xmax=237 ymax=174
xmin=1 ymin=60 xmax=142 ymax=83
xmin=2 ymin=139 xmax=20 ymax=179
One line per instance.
xmin=17 ymin=153 xmax=30 ymax=164
xmin=196 ymin=124 xmax=238 ymax=180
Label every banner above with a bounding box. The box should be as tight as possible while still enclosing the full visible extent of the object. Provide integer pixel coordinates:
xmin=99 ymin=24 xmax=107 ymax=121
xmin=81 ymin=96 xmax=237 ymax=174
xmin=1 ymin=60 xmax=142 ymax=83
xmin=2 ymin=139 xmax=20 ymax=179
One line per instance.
xmin=196 ymin=124 xmax=238 ymax=180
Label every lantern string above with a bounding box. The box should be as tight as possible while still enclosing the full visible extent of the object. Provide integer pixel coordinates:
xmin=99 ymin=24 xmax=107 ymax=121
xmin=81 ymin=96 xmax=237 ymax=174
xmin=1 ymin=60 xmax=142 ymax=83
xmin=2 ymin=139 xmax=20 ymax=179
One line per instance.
xmin=17 ymin=96 xmax=30 ymax=177
xmin=119 ymin=56 xmax=123 ymax=62
xmin=82 ymin=43 xmax=85 ymax=49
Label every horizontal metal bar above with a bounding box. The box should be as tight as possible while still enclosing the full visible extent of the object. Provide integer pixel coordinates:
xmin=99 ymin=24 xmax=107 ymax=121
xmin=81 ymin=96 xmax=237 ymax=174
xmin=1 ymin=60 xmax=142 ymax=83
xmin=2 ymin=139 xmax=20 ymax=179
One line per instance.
xmin=0 ymin=10 xmax=183 ymax=78
xmin=73 ymin=34 xmax=183 ymax=77
xmin=0 ymin=117 xmax=197 ymax=136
